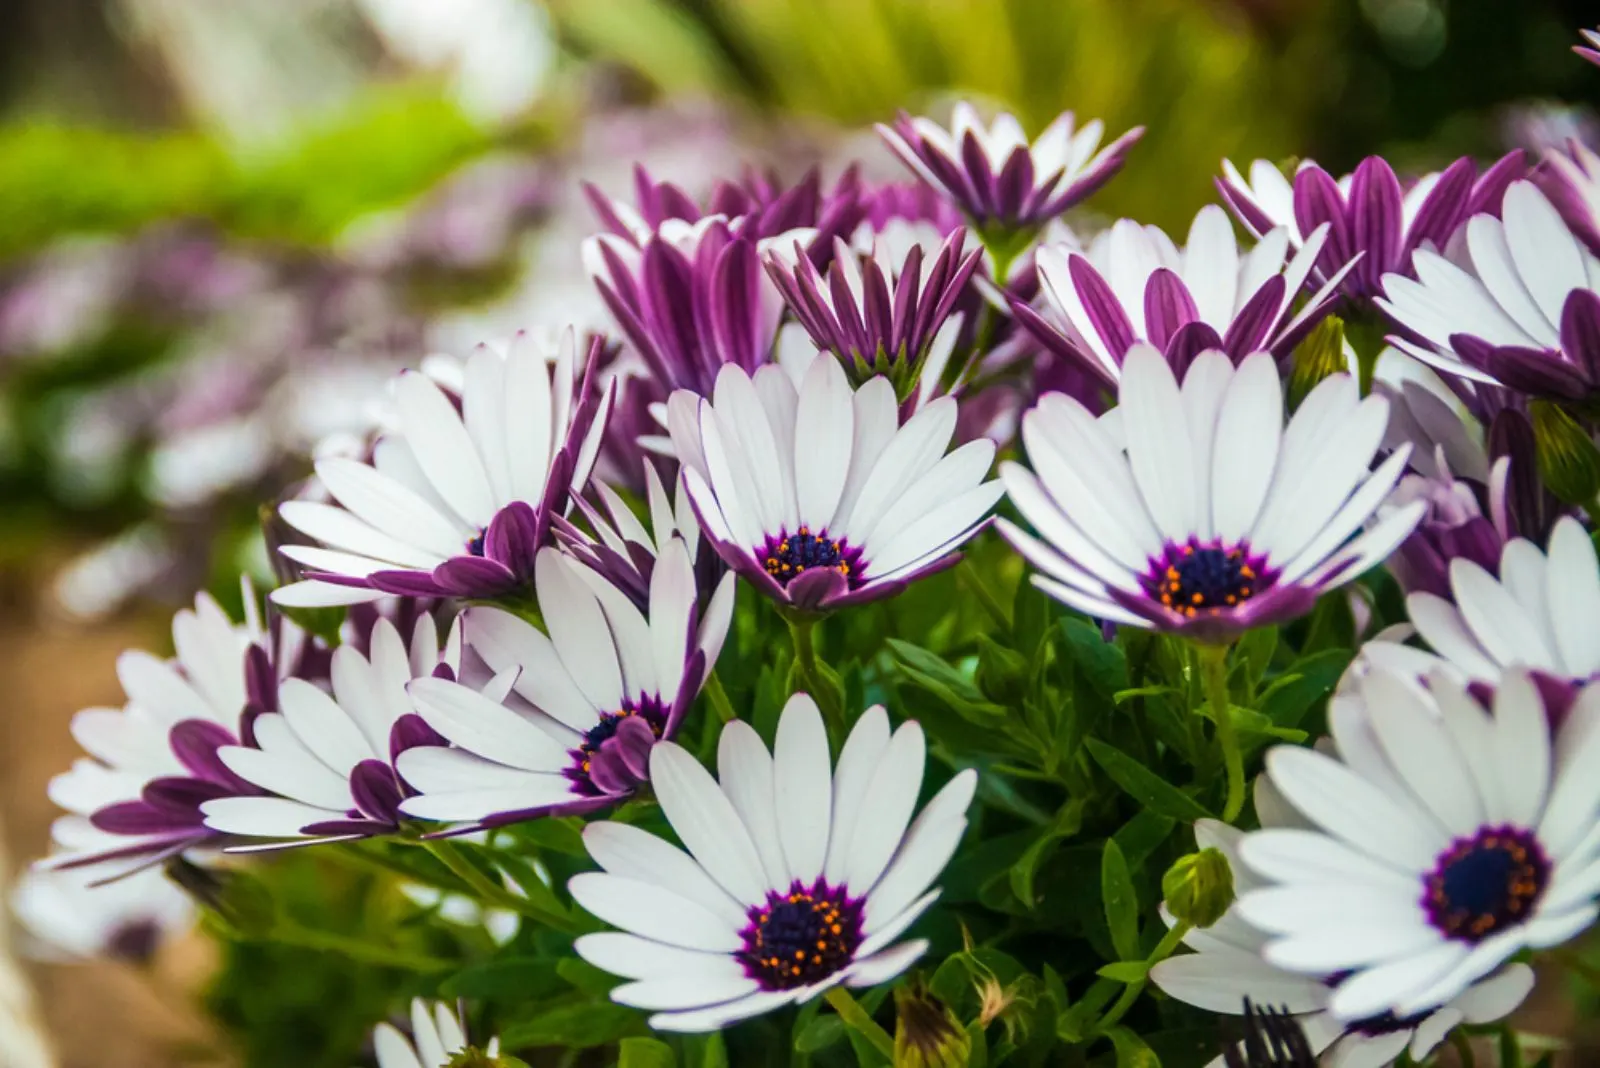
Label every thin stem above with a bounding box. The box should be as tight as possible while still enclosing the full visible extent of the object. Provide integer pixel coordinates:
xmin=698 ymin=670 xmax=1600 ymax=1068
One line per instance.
xmin=270 ymin=920 xmax=453 ymax=972
xmin=1199 ymin=643 xmax=1245 ymax=823
xmin=824 ymin=986 xmax=894 ymax=1060
xmin=959 ymin=559 xmax=1010 ymax=634
xmin=423 ymin=840 xmax=575 ymax=932
xmin=787 ymin=615 xmax=845 ymax=740
xmin=704 ymin=670 xmax=738 ymax=724
xmin=1451 ymin=1030 xmax=1478 ymax=1068
xmin=1093 ymin=922 xmax=1191 ymax=1034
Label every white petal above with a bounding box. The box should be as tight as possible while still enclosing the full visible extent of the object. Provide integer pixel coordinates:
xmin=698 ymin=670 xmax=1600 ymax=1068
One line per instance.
xmin=843 ymin=722 xmax=926 ymax=893
xmin=716 ymin=722 xmax=791 ymax=889
xmin=1120 ymin=346 xmax=1197 ymax=538
xmin=650 ymin=742 xmax=771 ymax=906
xmin=394 ymin=371 xmax=497 ymax=527
xmin=1209 ymin=353 xmax=1283 ymax=544
xmin=823 ymin=706 xmax=891 ymax=885
xmin=793 ymin=356 xmax=854 ymax=529
xmin=567 ymin=872 xmax=741 ymax=953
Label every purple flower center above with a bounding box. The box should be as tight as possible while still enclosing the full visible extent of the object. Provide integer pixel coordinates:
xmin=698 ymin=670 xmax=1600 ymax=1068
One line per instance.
xmin=758 ymin=527 xmax=863 ymax=589
xmin=563 ymin=696 xmax=668 ymax=794
xmin=1423 ymin=825 xmax=1549 ymax=942
xmin=738 ymin=879 xmax=864 ymax=991
xmin=1141 ymin=541 xmax=1269 ymax=617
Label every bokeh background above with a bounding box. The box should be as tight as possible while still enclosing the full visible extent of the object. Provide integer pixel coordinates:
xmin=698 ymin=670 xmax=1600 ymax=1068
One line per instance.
xmin=0 ymin=1 xmax=1597 ymax=1064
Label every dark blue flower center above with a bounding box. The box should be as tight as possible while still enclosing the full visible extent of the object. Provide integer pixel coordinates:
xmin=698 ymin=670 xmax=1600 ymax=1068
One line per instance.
xmin=563 ymin=696 xmax=669 ymax=796
xmin=738 ymin=880 xmax=864 ymax=991
xmin=466 ymin=529 xmax=487 ymax=557
xmin=758 ymin=527 xmax=863 ymax=589
xmin=1423 ymin=825 xmax=1549 ymax=942
xmin=1147 ymin=543 xmax=1260 ymax=617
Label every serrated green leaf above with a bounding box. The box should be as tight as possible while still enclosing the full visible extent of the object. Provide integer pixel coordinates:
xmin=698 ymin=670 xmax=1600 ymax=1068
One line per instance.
xmin=1085 ymin=738 xmax=1212 ymax=821
xmin=1100 ymin=839 xmax=1140 ymax=962
xmin=618 ymin=1037 xmax=676 ymax=1068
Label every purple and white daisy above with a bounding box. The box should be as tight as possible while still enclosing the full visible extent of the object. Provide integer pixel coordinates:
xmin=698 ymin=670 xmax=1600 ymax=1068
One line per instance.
xmin=667 ymin=355 xmax=1003 ymax=614
xmin=199 ymin=613 xmax=459 ymax=847
xmin=877 ymin=104 xmax=1142 ymax=235
xmin=1151 ymin=821 xmax=1535 ymax=1068
xmin=1020 ymin=207 xmax=1351 ymax=390
xmin=1362 ymin=517 xmax=1600 ymax=703
xmin=570 ymin=692 xmax=976 ymax=1032
xmin=396 ymin=541 xmax=733 ymax=828
xmin=1537 ymin=139 xmax=1600 ymax=257
xmin=765 ymin=230 xmax=980 ymax=399
xmin=1217 ymin=153 xmax=1525 ymax=302
xmin=1377 ymin=180 xmax=1600 ymax=402
xmin=40 ymin=581 xmax=295 ymax=877
xmin=558 ymin=460 xmax=713 ymax=610
xmin=10 ymin=863 xmax=193 ymax=963
xmin=1236 ymin=664 xmax=1600 ymax=1020
xmin=998 ymin=345 xmax=1423 ymax=640
xmin=373 ymin=999 xmax=498 ymax=1068
xmin=272 ymin=329 xmax=613 ymax=607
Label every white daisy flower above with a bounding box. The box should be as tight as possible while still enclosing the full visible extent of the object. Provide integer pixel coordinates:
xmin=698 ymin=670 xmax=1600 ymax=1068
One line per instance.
xmin=667 ymin=354 xmax=1003 ymax=613
xmin=373 ymin=999 xmax=497 ymax=1068
xmin=999 ymin=344 xmax=1424 ymax=640
xmin=1360 ymin=516 xmax=1600 ymax=713
xmin=557 ymin=459 xmax=709 ymax=610
xmin=570 ymin=692 xmax=977 ymax=1031
xmin=397 ymin=541 xmax=734 ymax=827
xmin=1376 ymin=180 xmax=1600 ymax=403
xmin=10 ymin=863 xmax=193 ymax=963
xmin=1236 ymin=664 xmax=1600 ymax=1020
xmin=200 ymin=613 xmax=459 ymax=847
xmin=1152 ymin=820 xmax=1535 ymax=1068
xmin=272 ymin=328 xmax=614 ymax=608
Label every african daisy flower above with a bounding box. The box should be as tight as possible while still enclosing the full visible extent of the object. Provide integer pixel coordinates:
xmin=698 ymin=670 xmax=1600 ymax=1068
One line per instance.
xmin=1537 ymin=139 xmax=1600 ymax=257
xmin=200 ymin=613 xmax=459 ymax=847
xmin=272 ymin=329 xmax=613 ymax=607
xmin=1237 ymin=664 xmax=1600 ymax=1020
xmin=40 ymin=580 xmax=304 ymax=876
xmin=1152 ymin=820 xmax=1536 ymax=1068
xmin=397 ymin=541 xmax=733 ymax=827
xmin=570 ymin=693 xmax=977 ymax=1031
xmin=1377 ymin=180 xmax=1600 ymax=402
xmin=877 ymin=103 xmax=1142 ymax=235
xmin=998 ymin=345 xmax=1423 ymax=641
xmin=666 ymin=355 xmax=1003 ymax=614
xmin=373 ymin=999 xmax=498 ymax=1068
xmin=1217 ymin=153 xmax=1524 ymax=303
xmin=1360 ymin=517 xmax=1600 ymax=709
xmin=1018 ymin=207 xmax=1351 ymax=390
xmin=11 ymin=862 xmax=193 ymax=963
xmin=765 ymin=230 xmax=981 ymax=400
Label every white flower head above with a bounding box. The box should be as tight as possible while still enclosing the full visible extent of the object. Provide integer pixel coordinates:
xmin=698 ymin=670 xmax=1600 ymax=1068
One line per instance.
xmin=570 ymin=693 xmax=977 ymax=1031
xmin=373 ymin=999 xmax=497 ymax=1068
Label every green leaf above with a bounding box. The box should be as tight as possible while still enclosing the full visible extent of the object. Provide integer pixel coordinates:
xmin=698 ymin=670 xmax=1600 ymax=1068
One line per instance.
xmin=1112 ymin=810 xmax=1177 ymax=873
xmin=1008 ymin=799 xmax=1085 ymax=908
xmin=1105 ymin=1025 xmax=1162 ymax=1068
xmin=1057 ymin=618 xmax=1128 ymax=699
xmin=1113 ymin=685 xmax=1178 ymax=704
xmin=887 ymin=639 xmax=1008 ymax=723
xmin=689 ymin=1033 xmax=727 ymax=1068
xmin=438 ymin=958 xmax=565 ymax=1000
xmin=1100 ymin=839 xmax=1140 ymax=962
xmin=500 ymin=816 xmax=588 ymax=857
xmin=618 ymin=1037 xmax=677 ymax=1068
xmin=1085 ymin=738 xmax=1212 ymax=821
xmin=1095 ymin=961 xmax=1149 ymax=983
xmin=557 ymin=957 xmax=618 ymax=996
xmin=499 ymin=1003 xmax=647 ymax=1048
xmin=1259 ymin=649 xmax=1352 ymax=729
xmin=1235 ymin=626 xmax=1278 ymax=694
xmin=794 ymin=1014 xmax=846 ymax=1053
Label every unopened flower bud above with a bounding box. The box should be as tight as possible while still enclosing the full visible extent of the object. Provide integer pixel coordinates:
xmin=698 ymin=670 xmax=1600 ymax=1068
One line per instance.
xmin=1287 ymin=316 xmax=1347 ymax=409
xmin=894 ymin=980 xmax=971 ymax=1068
xmin=1530 ymin=399 xmax=1600 ymax=508
xmin=447 ymin=1049 xmax=527 ymax=1068
xmin=1162 ymin=848 xmax=1234 ymax=929
xmin=975 ymin=634 xmax=1028 ymax=705
xmin=165 ymin=858 xmax=278 ymax=937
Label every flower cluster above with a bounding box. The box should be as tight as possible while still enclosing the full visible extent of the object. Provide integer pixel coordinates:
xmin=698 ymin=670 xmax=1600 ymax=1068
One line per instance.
xmin=28 ymin=27 xmax=1600 ymax=1066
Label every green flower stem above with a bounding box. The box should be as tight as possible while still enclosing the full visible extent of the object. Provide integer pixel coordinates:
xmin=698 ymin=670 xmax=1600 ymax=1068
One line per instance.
xmin=422 ymin=839 xmax=575 ymax=932
xmin=823 ymin=986 xmax=895 ymax=1060
xmin=1452 ymin=1030 xmax=1479 ymax=1068
xmin=1092 ymin=921 xmax=1192 ymax=1035
xmin=787 ymin=615 xmax=845 ymax=739
xmin=268 ymin=919 xmax=454 ymax=972
xmin=1198 ymin=643 xmax=1246 ymax=822
xmin=704 ymin=670 xmax=738 ymax=724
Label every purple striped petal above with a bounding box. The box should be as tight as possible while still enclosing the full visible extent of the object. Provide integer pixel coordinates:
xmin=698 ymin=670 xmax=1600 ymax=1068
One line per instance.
xmin=169 ymin=720 xmax=253 ymax=792
xmin=587 ymin=748 xmax=637 ymax=795
xmin=1292 ymin=166 xmax=1352 ymax=278
xmin=1216 ymin=175 xmax=1276 ymax=237
xmin=350 ymin=760 xmax=404 ymax=824
xmin=1404 ymin=157 xmax=1477 ymax=261
xmin=368 ymin=569 xmax=450 ymax=598
xmin=1465 ymin=150 xmax=1528 ymax=218
xmin=92 ymin=800 xmax=200 ymax=836
xmin=1349 ymin=157 xmax=1404 ymax=292
xmin=785 ymin=567 xmax=849 ymax=613
xmin=431 ymin=556 xmax=518 ymax=598
xmin=611 ymin=714 xmax=658 ymax=781
xmin=1067 ymin=255 xmax=1137 ymax=362
xmin=1475 ymin=341 xmax=1591 ymax=401
xmin=391 ymin=714 xmax=449 ymax=768
xmin=1163 ymin=323 xmax=1227 ymax=378
xmin=1143 ymin=268 xmax=1200 ymax=350
xmin=1221 ymin=275 xmax=1287 ymax=358
xmin=994 ymin=147 xmax=1036 ymax=224
xmin=484 ymin=501 xmax=538 ymax=571
xmin=1561 ymin=289 xmax=1600 ymax=381
xmin=960 ymin=130 xmax=999 ymax=218
xmin=710 ymin=238 xmax=765 ymax=370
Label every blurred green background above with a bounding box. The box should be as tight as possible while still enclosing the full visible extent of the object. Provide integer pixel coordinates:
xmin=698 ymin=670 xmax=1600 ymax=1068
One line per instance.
xmin=0 ymin=1 xmax=1596 ymax=1065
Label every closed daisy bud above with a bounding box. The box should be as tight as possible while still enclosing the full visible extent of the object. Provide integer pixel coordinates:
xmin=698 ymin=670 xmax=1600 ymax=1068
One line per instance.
xmin=1163 ymin=847 xmax=1235 ymax=929
xmin=1286 ymin=316 xmax=1347 ymax=410
xmin=894 ymin=981 xmax=970 ymax=1068
xmin=1529 ymin=398 xmax=1600 ymax=507
xmin=165 ymin=858 xmax=276 ymax=938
